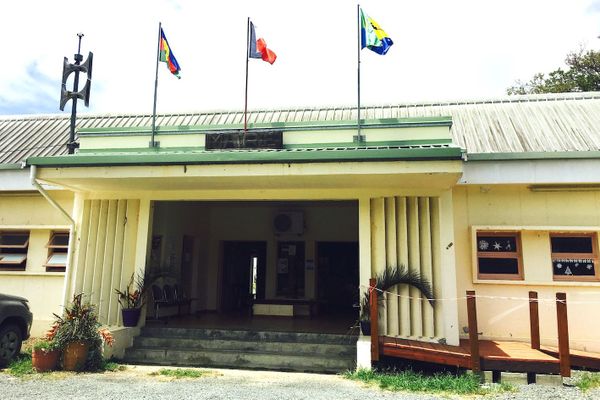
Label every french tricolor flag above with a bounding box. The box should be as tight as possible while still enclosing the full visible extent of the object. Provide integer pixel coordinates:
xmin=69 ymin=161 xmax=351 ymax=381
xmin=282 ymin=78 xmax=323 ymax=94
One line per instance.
xmin=248 ymin=21 xmax=276 ymax=64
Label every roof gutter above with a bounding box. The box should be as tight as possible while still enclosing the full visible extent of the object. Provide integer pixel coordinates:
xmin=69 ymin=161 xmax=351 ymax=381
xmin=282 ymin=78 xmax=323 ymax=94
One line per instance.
xmin=30 ymin=165 xmax=76 ymax=309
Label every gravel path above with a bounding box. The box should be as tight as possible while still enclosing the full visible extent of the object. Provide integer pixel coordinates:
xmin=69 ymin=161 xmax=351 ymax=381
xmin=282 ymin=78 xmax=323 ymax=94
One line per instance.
xmin=1 ymin=366 xmax=599 ymax=400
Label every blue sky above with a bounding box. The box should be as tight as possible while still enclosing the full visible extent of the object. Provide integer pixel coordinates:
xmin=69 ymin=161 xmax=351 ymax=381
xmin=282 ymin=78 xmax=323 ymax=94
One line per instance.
xmin=1 ymin=0 xmax=599 ymax=116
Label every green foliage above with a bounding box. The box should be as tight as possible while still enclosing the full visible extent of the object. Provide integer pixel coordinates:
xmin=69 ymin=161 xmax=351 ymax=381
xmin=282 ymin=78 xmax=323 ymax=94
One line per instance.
xmin=47 ymin=293 xmax=114 ymax=372
xmin=6 ymin=354 xmax=35 ymax=377
xmin=507 ymin=48 xmax=600 ymax=95
xmin=344 ymin=368 xmax=512 ymax=395
xmin=152 ymin=368 xmax=206 ymax=379
xmin=32 ymin=338 xmax=59 ymax=353
xmin=100 ymin=360 xmax=124 ymax=372
xmin=50 ymin=293 xmax=102 ymax=349
xmin=115 ymin=273 xmax=147 ymax=309
xmin=360 ymin=265 xmax=435 ymax=322
xmin=575 ymin=371 xmax=600 ymax=391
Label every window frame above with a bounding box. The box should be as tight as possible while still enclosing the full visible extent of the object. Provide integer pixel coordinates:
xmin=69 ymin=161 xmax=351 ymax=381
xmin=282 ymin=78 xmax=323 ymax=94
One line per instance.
xmin=476 ymin=231 xmax=524 ymax=280
xmin=0 ymin=231 xmax=30 ymax=271
xmin=550 ymin=232 xmax=599 ymax=282
xmin=44 ymin=231 xmax=69 ymax=272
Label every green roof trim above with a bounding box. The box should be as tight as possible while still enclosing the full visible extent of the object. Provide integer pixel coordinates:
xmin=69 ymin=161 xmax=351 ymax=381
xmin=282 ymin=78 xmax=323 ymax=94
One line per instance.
xmin=0 ymin=163 xmax=24 ymax=170
xmin=27 ymin=146 xmax=462 ymax=167
xmin=467 ymin=151 xmax=600 ymax=161
xmin=75 ymin=138 xmax=455 ymax=154
xmin=78 ymin=116 xmax=453 ymax=136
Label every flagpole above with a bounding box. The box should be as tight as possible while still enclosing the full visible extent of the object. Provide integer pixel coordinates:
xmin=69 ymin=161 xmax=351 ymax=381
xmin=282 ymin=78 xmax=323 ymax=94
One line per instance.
xmin=244 ymin=17 xmax=250 ymax=133
xmin=356 ymin=4 xmax=362 ymax=143
xmin=151 ymin=22 xmax=162 ymax=148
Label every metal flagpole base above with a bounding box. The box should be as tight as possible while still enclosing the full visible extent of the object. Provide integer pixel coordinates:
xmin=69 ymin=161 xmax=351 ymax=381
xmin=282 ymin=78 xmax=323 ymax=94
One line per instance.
xmin=353 ymin=135 xmax=366 ymax=144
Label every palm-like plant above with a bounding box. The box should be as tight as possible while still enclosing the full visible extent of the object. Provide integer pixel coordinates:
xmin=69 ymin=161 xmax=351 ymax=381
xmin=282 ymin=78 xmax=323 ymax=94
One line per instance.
xmin=360 ymin=265 xmax=435 ymax=323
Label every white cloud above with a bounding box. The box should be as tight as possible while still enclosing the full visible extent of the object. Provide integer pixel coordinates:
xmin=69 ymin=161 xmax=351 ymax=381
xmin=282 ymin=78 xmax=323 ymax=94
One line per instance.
xmin=1 ymin=0 xmax=598 ymax=115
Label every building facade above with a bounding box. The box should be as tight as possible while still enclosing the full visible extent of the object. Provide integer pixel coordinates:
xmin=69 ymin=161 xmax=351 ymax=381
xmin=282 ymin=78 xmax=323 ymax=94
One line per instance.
xmin=1 ymin=92 xmax=599 ymax=363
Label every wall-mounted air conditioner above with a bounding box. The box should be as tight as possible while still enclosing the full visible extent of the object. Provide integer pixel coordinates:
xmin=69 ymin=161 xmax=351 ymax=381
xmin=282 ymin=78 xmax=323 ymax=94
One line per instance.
xmin=273 ymin=211 xmax=304 ymax=235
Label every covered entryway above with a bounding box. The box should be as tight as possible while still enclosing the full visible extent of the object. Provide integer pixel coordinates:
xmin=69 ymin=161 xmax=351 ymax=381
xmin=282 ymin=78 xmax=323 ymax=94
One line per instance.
xmin=147 ymin=200 xmax=360 ymax=334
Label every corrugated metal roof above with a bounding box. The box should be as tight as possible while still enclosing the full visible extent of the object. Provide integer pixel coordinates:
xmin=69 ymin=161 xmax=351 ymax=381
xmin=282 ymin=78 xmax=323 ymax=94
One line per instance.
xmin=1 ymin=92 xmax=600 ymax=165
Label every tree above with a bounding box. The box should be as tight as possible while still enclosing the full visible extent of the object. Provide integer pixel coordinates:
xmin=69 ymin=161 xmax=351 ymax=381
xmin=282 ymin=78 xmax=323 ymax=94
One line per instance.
xmin=507 ymin=48 xmax=600 ymax=95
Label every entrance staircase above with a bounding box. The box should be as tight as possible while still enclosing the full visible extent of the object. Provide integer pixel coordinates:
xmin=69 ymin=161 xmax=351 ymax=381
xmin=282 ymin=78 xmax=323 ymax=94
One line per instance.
xmin=123 ymin=326 xmax=358 ymax=373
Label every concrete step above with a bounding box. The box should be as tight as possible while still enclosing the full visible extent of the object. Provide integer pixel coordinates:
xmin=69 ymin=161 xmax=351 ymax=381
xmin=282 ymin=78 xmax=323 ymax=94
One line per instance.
xmin=133 ymin=336 xmax=355 ymax=357
xmin=140 ymin=326 xmax=357 ymax=345
xmin=123 ymin=327 xmax=358 ymax=373
xmin=124 ymin=347 xmax=355 ymax=373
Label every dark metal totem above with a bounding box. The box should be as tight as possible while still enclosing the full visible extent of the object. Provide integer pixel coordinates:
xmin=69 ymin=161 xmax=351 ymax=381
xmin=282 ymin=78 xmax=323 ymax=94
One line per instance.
xmin=60 ymin=33 xmax=93 ymax=154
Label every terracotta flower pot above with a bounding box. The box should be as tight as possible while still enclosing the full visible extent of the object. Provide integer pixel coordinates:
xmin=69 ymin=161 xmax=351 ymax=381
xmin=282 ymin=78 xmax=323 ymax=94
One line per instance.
xmin=121 ymin=308 xmax=141 ymax=327
xmin=62 ymin=341 xmax=89 ymax=371
xmin=32 ymin=348 xmax=60 ymax=372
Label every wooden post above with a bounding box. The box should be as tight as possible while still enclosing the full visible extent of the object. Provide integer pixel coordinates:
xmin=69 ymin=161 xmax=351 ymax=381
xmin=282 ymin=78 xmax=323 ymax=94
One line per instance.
xmin=370 ymin=278 xmax=379 ymax=362
xmin=556 ymin=292 xmax=571 ymax=378
xmin=529 ymin=291 xmax=540 ymax=350
xmin=466 ymin=290 xmax=480 ymax=374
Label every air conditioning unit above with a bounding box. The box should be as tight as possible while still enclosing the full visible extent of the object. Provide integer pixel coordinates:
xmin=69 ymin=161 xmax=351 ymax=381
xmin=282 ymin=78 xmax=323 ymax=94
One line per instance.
xmin=273 ymin=211 xmax=304 ymax=235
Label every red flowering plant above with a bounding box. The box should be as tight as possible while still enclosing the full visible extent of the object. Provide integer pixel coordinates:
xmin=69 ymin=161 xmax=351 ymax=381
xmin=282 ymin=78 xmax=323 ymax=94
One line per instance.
xmin=47 ymin=293 xmax=114 ymax=371
xmin=114 ymin=273 xmax=147 ymax=310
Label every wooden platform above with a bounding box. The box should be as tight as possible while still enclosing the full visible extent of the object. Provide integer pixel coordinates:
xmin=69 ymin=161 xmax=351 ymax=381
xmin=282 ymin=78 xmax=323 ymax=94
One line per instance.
xmin=541 ymin=345 xmax=600 ymax=371
xmin=367 ymin=284 xmax=600 ymax=377
xmin=381 ymin=337 xmax=600 ymax=374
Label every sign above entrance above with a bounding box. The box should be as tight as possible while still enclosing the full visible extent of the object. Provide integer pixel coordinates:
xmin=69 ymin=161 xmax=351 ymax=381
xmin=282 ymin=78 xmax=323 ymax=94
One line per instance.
xmin=205 ymin=130 xmax=283 ymax=150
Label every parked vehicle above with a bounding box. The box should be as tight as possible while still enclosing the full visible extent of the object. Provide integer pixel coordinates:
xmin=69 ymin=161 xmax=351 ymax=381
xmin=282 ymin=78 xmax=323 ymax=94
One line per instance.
xmin=0 ymin=293 xmax=33 ymax=367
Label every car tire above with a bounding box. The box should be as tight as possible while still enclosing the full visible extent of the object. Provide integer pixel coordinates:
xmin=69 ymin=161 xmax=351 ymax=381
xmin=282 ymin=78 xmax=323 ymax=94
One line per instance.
xmin=0 ymin=324 xmax=23 ymax=367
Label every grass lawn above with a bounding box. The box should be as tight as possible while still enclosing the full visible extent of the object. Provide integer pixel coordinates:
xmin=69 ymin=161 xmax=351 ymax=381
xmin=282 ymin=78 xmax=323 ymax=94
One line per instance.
xmin=344 ymin=368 xmax=514 ymax=395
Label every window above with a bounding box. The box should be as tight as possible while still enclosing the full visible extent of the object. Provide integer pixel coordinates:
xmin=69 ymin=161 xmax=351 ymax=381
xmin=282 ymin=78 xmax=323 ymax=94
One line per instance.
xmin=476 ymin=231 xmax=523 ymax=280
xmin=0 ymin=231 xmax=29 ymax=271
xmin=551 ymin=233 xmax=599 ymax=281
xmin=45 ymin=231 xmax=69 ymax=272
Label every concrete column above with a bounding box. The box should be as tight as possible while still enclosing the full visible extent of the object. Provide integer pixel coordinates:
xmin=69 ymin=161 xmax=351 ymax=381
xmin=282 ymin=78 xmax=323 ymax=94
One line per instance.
xmin=430 ymin=197 xmax=445 ymax=338
xmin=371 ymin=197 xmax=386 ymax=335
xmin=357 ymin=196 xmax=372 ymax=369
xmin=385 ymin=197 xmax=399 ymax=336
xmin=419 ymin=197 xmax=435 ymax=338
xmin=439 ymin=190 xmax=460 ymax=346
xmin=63 ymin=192 xmax=85 ymax=307
xmin=407 ymin=197 xmax=423 ymax=337
xmin=396 ymin=197 xmax=411 ymax=336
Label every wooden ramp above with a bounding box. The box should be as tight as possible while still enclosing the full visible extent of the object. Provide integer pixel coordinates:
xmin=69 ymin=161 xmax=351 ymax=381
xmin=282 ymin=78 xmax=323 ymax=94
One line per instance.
xmin=367 ymin=281 xmax=600 ymax=377
xmin=381 ymin=338 xmax=560 ymax=374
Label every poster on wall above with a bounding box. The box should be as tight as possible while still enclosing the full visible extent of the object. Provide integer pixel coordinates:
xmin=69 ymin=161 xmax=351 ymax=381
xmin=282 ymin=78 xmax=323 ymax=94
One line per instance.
xmin=150 ymin=235 xmax=162 ymax=271
xmin=277 ymin=258 xmax=288 ymax=274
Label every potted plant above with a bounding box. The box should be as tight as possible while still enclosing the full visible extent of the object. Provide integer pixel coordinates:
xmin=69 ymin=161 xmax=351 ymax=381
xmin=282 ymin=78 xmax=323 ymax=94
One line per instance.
xmin=114 ymin=273 xmax=147 ymax=327
xmin=48 ymin=293 xmax=113 ymax=371
xmin=31 ymin=338 xmax=60 ymax=372
xmin=359 ymin=265 xmax=436 ymax=335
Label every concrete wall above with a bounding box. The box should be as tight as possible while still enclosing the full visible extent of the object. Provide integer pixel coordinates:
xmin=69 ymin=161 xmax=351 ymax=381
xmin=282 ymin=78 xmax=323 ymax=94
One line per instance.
xmin=453 ymin=185 xmax=600 ymax=352
xmin=151 ymin=201 xmax=358 ymax=311
xmin=0 ymin=191 xmax=73 ymax=334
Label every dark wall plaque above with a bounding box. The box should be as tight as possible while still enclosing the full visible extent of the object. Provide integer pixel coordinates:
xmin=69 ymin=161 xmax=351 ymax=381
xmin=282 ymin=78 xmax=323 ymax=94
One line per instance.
xmin=205 ymin=130 xmax=283 ymax=150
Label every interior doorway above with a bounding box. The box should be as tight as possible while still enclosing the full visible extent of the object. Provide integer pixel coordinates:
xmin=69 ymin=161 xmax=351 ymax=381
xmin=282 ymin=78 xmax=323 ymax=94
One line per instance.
xmin=317 ymin=241 xmax=359 ymax=314
xmin=221 ymin=241 xmax=266 ymax=313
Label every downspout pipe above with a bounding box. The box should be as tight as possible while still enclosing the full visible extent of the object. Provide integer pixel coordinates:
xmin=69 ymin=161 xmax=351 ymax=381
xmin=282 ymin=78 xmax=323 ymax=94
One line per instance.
xmin=30 ymin=165 xmax=75 ymax=225
xmin=30 ymin=165 xmax=76 ymax=307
